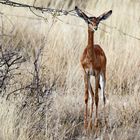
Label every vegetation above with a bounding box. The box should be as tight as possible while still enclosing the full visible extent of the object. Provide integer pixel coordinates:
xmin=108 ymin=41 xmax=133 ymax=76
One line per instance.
xmin=0 ymin=0 xmax=140 ymax=139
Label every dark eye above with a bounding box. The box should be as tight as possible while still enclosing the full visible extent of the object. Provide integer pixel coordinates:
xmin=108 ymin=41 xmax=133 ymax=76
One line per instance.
xmin=87 ymin=19 xmax=93 ymax=24
xmin=97 ymin=20 xmax=100 ymax=24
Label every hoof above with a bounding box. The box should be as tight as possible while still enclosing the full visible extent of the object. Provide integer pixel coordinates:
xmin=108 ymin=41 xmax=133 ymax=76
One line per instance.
xmin=84 ymin=121 xmax=88 ymax=129
xmin=88 ymin=120 xmax=93 ymax=130
xmin=105 ymin=118 xmax=109 ymax=129
xmin=94 ymin=118 xmax=98 ymax=128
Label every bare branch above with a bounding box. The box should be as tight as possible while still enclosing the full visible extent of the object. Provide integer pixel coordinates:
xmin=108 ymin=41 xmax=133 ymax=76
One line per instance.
xmin=6 ymin=85 xmax=31 ymax=100
xmin=0 ymin=45 xmax=26 ymax=94
xmin=0 ymin=0 xmax=73 ymax=16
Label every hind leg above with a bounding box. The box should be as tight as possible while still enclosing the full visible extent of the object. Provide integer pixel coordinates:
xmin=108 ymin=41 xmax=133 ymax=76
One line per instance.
xmin=94 ymin=74 xmax=100 ymax=127
xmin=84 ymin=72 xmax=89 ymax=129
xmin=100 ymin=71 xmax=107 ymax=125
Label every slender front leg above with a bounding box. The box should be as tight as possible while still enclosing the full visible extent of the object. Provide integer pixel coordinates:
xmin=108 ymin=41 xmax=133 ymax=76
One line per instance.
xmin=100 ymin=72 xmax=107 ymax=125
xmin=84 ymin=72 xmax=89 ymax=129
xmin=95 ymin=74 xmax=99 ymax=127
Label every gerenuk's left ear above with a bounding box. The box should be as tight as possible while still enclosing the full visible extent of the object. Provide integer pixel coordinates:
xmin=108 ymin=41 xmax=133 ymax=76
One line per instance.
xmin=75 ymin=6 xmax=89 ymax=24
xmin=98 ymin=10 xmax=112 ymax=22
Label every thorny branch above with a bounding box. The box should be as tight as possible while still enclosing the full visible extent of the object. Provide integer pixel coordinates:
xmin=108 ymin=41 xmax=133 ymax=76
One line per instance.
xmin=29 ymin=21 xmax=56 ymax=103
xmin=0 ymin=1 xmax=140 ymax=41
xmin=0 ymin=0 xmax=75 ymax=16
xmin=0 ymin=45 xmax=26 ymax=94
xmin=0 ymin=43 xmax=58 ymax=101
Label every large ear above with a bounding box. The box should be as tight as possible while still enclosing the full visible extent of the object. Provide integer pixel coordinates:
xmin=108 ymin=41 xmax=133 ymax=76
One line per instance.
xmin=98 ymin=10 xmax=112 ymax=21
xmin=75 ymin=6 xmax=89 ymax=23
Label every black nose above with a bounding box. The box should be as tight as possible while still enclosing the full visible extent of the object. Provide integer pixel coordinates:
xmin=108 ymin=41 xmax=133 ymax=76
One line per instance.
xmin=75 ymin=6 xmax=77 ymax=9
xmin=95 ymin=27 xmax=98 ymax=31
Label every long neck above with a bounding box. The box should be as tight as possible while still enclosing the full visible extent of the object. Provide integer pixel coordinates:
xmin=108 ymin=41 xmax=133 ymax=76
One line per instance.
xmin=88 ymin=27 xmax=94 ymax=46
xmin=87 ymin=26 xmax=95 ymax=58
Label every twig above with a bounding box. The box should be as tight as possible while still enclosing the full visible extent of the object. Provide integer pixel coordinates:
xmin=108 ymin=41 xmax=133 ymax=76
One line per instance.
xmin=29 ymin=7 xmax=47 ymax=20
xmin=6 ymin=85 xmax=31 ymax=100
xmin=100 ymin=22 xmax=140 ymax=40
xmin=0 ymin=0 xmax=74 ymax=16
xmin=0 ymin=1 xmax=140 ymax=41
xmin=0 ymin=11 xmax=42 ymax=20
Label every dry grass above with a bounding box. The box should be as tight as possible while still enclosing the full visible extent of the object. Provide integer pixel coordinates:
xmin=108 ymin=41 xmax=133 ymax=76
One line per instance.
xmin=0 ymin=0 xmax=140 ymax=139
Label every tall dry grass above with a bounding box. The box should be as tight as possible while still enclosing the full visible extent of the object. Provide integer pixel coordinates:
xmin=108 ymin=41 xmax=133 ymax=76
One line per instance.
xmin=0 ymin=0 xmax=140 ymax=139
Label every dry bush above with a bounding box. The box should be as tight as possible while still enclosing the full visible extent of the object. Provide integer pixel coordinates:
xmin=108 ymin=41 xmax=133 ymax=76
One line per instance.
xmin=0 ymin=0 xmax=140 ymax=140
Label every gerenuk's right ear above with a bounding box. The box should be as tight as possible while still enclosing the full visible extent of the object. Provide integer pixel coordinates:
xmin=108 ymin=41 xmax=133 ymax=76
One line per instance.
xmin=98 ymin=10 xmax=112 ymax=22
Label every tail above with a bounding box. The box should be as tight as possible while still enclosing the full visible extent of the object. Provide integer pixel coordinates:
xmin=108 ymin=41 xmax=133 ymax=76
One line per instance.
xmin=99 ymin=83 xmax=101 ymax=89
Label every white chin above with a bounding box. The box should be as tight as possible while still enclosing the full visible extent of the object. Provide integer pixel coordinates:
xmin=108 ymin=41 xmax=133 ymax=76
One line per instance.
xmin=89 ymin=25 xmax=96 ymax=32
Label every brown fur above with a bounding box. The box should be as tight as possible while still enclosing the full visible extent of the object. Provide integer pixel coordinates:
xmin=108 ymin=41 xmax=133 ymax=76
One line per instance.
xmin=81 ymin=28 xmax=107 ymax=130
xmin=75 ymin=6 xmax=112 ymax=131
xmin=81 ymin=44 xmax=106 ymax=71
